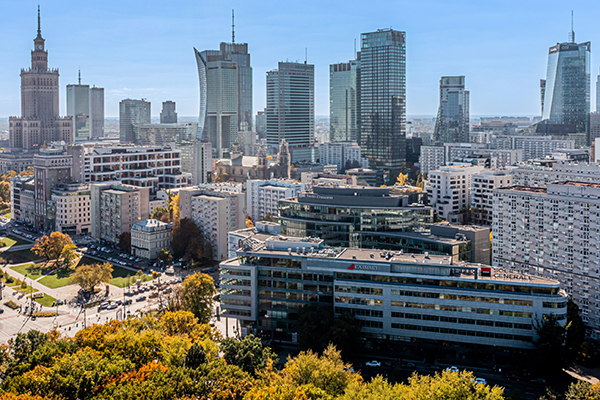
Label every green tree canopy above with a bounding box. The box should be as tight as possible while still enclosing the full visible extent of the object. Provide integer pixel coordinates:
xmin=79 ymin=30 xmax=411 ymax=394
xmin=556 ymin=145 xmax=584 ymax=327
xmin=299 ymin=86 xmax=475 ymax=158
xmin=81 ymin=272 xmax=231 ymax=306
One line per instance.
xmin=221 ymin=334 xmax=277 ymax=376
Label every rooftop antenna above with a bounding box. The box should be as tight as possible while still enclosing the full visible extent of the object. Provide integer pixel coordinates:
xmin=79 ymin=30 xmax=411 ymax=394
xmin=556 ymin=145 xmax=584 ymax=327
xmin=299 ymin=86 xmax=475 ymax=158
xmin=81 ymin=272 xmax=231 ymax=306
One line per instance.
xmin=36 ymin=5 xmax=42 ymax=38
xmin=78 ymin=69 xmax=81 ymax=85
xmin=354 ymin=38 xmax=357 ymax=59
xmin=569 ymin=10 xmax=575 ymax=43
xmin=232 ymin=9 xmax=235 ymax=43
xmin=305 ymin=47 xmax=307 ymax=64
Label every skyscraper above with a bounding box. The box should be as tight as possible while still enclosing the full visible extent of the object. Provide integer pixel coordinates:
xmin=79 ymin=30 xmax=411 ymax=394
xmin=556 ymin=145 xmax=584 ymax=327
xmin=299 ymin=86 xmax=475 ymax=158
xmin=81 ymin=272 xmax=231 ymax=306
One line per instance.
xmin=433 ymin=76 xmax=470 ymax=144
xmin=119 ymin=99 xmax=151 ymax=143
xmin=66 ymin=72 xmax=105 ymax=141
xmin=256 ymin=109 xmax=266 ymax=139
xmin=596 ymin=67 xmax=600 ymax=113
xmin=359 ymin=29 xmax=406 ymax=173
xmin=266 ymin=62 xmax=315 ymax=162
xmin=330 ymin=59 xmax=360 ymax=142
xmin=9 ymin=7 xmax=73 ymax=151
xmin=541 ymin=25 xmax=590 ymax=141
xmin=160 ymin=101 xmax=177 ymax=123
xmin=194 ymin=49 xmax=238 ymax=157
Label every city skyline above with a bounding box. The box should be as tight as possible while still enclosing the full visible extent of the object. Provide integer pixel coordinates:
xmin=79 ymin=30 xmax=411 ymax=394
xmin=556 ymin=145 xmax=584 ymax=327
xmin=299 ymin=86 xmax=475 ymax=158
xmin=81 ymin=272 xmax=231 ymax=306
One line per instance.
xmin=0 ymin=1 xmax=599 ymax=119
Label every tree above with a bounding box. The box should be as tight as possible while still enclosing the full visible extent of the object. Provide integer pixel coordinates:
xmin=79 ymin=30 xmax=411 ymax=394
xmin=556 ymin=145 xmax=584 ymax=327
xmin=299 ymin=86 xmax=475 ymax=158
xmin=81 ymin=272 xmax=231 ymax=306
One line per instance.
xmin=169 ymin=193 xmax=180 ymax=221
xmin=214 ymin=173 xmax=230 ymax=183
xmin=180 ymin=273 xmax=216 ymax=324
xmin=31 ymin=232 xmax=74 ymax=264
xmin=60 ymin=244 xmax=79 ymax=269
xmin=564 ymin=380 xmax=600 ymax=400
xmin=151 ymin=206 xmax=170 ymax=221
xmin=533 ymin=314 xmax=567 ymax=376
xmin=171 ymin=218 xmax=210 ymax=262
xmin=184 ymin=342 xmax=207 ymax=369
xmin=70 ymin=262 xmax=113 ymax=292
xmin=0 ymin=181 xmax=10 ymax=203
xmin=246 ymin=214 xmax=254 ymax=228
xmin=118 ymin=232 xmax=131 ymax=253
xmin=396 ymin=172 xmax=408 ymax=186
xmin=20 ymin=167 xmax=34 ymax=176
xmin=221 ymin=334 xmax=277 ymax=376
xmin=158 ymin=248 xmax=171 ymax=263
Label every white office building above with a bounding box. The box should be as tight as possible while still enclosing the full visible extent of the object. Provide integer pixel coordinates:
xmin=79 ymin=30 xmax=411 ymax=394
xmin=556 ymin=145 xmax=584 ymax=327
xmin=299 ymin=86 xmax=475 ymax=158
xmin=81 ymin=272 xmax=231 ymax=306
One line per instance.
xmin=246 ymin=179 xmax=306 ymax=222
xmin=319 ymin=141 xmax=368 ymax=172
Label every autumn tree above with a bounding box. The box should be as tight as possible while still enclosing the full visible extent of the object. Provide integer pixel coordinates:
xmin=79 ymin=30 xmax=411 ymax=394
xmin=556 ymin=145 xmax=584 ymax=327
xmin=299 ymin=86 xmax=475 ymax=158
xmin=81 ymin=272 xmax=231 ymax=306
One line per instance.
xmin=31 ymin=232 xmax=74 ymax=264
xmin=70 ymin=262 xmax=113 ymax=292
xmin=171 ymin=218 xmax=211 ymax=262
xmin=246 ymin=214 xmax=254 ymax=228
xmin=181 ymin=272 xmax=216 ymax=324
xmin=60 ymin=244 xmax=80 ymax=269
xmin=396 ymin=172 xmax=408 ymax=186
xmin=151 ymin=206 xmax=170 ymax=221
xmin=170 ymin=192 xmax=180 ymax=221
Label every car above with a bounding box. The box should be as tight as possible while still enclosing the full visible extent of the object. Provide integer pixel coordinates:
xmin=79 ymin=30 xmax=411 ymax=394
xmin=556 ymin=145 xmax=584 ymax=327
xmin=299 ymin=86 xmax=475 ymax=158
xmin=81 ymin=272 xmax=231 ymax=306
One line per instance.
xmin=129 ymin=255 xmax=135 ymax=260
xmin=0 ymin=308 xmax=4 ymax=314
xmin=209 ymin=268 xmax=215 ymax=273
xmin=136 ymin=296 xmax=146 ymax=302
xmin=135 ymin=257 xmax=141 ymax=262
xmin=124 ymin=299 xmax=132 ymax=305
xmin=475 ymin=378 xmax=487 ymax=386
xmin=505 ymin=373 xmax=521 ymax=381
xmin=530 ymin=377 xmax=546 ymax=384
xmin=106 ymin=303 xmax=118 ymax=310
xmin=426 ymin=365 xmax=443 ymax=371
xmin=365 ymin=360 xmax=381 ymax=367
xmin=114 ymin=300 xmax=122 ymax=305
xmin=446 ymin=366 xmax=459 ymax=373
xmin=400 ymin=362 xmax=416 ymax=368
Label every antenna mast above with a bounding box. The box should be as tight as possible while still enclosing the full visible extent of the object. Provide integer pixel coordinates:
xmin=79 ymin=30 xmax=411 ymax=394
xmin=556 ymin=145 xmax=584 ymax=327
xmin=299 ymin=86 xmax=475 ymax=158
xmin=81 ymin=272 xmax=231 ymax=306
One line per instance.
xmin=569 ymin=10 xmax=575 ymax=43
xmin=232 ymin=9 xmax=235 ymax=43
xmin=354 ymin=38 xmax=357 ymax=59
xmin=78 ymin=69 xmax=81 ymax=85
xmin=305 ymin=47 xmax=307 ymax=64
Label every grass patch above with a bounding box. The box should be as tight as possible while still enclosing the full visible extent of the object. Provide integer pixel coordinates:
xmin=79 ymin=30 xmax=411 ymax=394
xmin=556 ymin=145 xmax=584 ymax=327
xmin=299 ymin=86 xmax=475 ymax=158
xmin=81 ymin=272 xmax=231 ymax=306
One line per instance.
xmin=16 ymin=286 xmax=38 ymax=294
xmin=4 ymin=300 xmax=18 ymax=309
xmin=38 ymin=268 xmax=76 ymax=289
xmin=34 ymin=294 xmax=57 ymax=307
xmin=1 ymin=235 xmax=29 ymax=247
xmin=3 ymin=212 xmax=11 ymax=219
xmin=10 ymin=263 xmax=49 ymax=280
xmin=0 ymin=249 xmax=41 ymax=264
xmin=109 ymin=266 xmax=153 ymax=288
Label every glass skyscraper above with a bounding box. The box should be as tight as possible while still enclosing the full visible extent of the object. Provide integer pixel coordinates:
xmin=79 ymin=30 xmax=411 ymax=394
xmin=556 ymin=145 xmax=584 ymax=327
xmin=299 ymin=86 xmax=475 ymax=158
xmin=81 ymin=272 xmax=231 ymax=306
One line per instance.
xmin=359 ymin=29 xmax=406 ymax=173
xmin=433 ymin=76 xmax=470 ymax=144
xmin=541 ymin=33 xmax=590 ymax=141
xmin=266 ymin=62 xmax=315 ymax=162
xmin=329 ymin=59 xmax=360 ymax=142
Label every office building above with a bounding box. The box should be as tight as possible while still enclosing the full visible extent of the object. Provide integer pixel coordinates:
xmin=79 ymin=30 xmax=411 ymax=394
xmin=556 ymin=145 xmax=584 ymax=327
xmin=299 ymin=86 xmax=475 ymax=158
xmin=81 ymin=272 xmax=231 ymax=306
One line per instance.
xmin=131 ymin=219 xmax=173 ymax=260
xmin=301 ymin=172 xmax=357 ymax=186
xmin=330 ymin=59 xmax=360 ymax=142
xmin=9 ymin=7 xmax=73 ymax=151
xmin=221 ymin=237 xmax=566 ymax=353
xmin=0 ymin=153 xmax=34 ymax=174
xmin=346 ymin=168 xmax=382 ymax=187
xmin=434 ymin=76 xmax=470 ymax=144
xmin=179 ymin=186 xmax=246 ymax=260
xmin=160 ymin=101 xmax=177 ymax=123
xmin=426 ymin=165 xmax=484 ymax=224
xmin=221 ymin=42 xmax=253 ymax=132
xmin=246 ymin=179 xmax=306 ymax=222
xmin=90 ymin=182 xmax=150 ymax=243
xmin=590 ymin=113 xmax=600 ymax=142
xmin=10 ymin=175 xmax=35 ymax=224
xmin=52 ymin=183 xmax=91 ymax=236
xmin=132 ymin=123 xmax=198 ymax=146
xmin=493 ymin=182 xmax=600 ymax=334
xmin=177 ymin=141 xmax=212 ymax=185
xmin=256 ymin=109 xmax=267 ymax=139
xmin=542 ymin=34 xmax=590 ymax=141
xmin=470 ymin=170 xmax=513 ymax=226
xmin=227 ymin=221 xmax=281 ymax=258
xmin=66 ymin=73 xmax=105 ymax=141
xmin=267 ymin=62 xmax=315 ymax=162
xmin=119 ymin=99 xmax=151 ymax=143
xmin=360 ymin=29 xmax=406 ymax=172
xmin=319 ymin=141 xmax=368 ymax=172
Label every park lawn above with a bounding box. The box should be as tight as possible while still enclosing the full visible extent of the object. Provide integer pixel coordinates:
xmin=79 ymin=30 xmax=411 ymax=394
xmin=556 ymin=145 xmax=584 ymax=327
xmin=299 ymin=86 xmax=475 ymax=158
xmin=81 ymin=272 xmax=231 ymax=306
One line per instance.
xmin=109 ymin=266 xmax=153 ymax=288
xmin=34 ymin=293 xmax=56 ymax=307
xmin=38 ymin=268 xmax=76 ymax=289
xmin=1 ymin=235 xmax=29 ymax=248
xmin=10 ymin=263 xmax=49 ymax=280
xmin=16 ymin=285 xmax=38 ymax=294
xmin=0 ymin=249 xmax=41 ymax=264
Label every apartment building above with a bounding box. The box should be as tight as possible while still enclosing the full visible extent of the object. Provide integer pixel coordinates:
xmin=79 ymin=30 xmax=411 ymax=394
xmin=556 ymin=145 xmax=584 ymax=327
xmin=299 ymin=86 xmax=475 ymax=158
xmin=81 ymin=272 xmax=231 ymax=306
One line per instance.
xmin=471 ymin=170 xmax=513 ymax=226
xmin=10 ymin=175 xmax=34 ymax=224
xmin=179 ymin=186 xmax=246 ymax=260
xmin=493 ymin=182 xmax=600 ymax=335
xmin=318 ymin=141 xmax=368 ymax=172
xmin=221 ymin=237 xmax=566 ymax=357
xmin=246 ymin=179 xmax=306 ymax=222
xmin=52 ymin=183 xmax=91 ymax=236
xmin=131 ymin=219 xmax=173 ymax=260
xmin=419 ymin=146 xmax=445 ymax=174
xmin=426 ymin=165 xmax=484 ymax=223
xmin=511 ymin=161 xmax=600 ymax=187
xmin=90 ymin=182 xmax=150 ymax=243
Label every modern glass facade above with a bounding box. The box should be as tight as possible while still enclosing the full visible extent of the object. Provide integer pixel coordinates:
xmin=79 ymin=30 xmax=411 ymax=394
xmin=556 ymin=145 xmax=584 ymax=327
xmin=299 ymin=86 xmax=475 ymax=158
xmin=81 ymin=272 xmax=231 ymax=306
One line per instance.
xmin=433 ymin=76 xmax=470 ymax=144
xmin=220 ymin=43 xmax=253 ymax=132
xmin=360 ymin=29 xmax=406 ymax=172
xmin=542 ymin=41 xmax=591 ymax=141
xmin=266 ymin=62 xmax=315 ymax=162
xmin=119 ymin=99 xmax=151 ymax=143
xmin=330 ymin=60 xmax=360 ymax=142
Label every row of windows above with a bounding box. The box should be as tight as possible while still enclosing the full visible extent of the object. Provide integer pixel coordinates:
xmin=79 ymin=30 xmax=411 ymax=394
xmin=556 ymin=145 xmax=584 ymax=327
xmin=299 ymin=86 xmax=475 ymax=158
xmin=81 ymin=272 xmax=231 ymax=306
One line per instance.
xmin=258 ymin=290 xmax=330 ymax=303
xmin=222 ymin=298 xmax=251 ymax=307
xmin=221 ymin=268 xmax=251 ymax=277
xmin=336 ymin=285 xmax=383 ymax=295
xmin=336 ymin=307 xmax=384 ymax=318
xmin=222 ymin=309 xmax=251 ymax=317
xmin=239 ymin=256 xmax=302 ymax=269
xmin=258 ymin=270 xmax=334 ymax=282
xmin=221 ymin=288 xmax=251 ymax=297
xmin=221 ymin=278 xmax=251 ymax=287
xmin=390 ymin=289 xmax=534 ymax=307
xmin=258 ymin=280 xmax=333 ymax=293
xmin=336 ymin=296 xmax=383 ymax=307
xmin=390 ymin=301 xmax=533 ymax=318
xmin=391 ymin=312 xmax=532 ymax=330
xmin=390 ymin=323 xmax=532 ymax=342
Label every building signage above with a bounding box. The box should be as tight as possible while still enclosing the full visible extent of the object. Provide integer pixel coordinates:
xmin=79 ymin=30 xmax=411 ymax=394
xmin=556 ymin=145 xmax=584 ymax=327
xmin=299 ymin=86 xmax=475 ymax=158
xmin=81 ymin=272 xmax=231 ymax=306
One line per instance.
xmin=348 ymin=263 xmax=379 ymax=271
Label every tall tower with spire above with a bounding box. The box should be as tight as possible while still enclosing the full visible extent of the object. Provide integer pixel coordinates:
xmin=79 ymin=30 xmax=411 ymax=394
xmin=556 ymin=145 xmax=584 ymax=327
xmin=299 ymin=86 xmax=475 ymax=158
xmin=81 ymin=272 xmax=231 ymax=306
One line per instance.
xmin=9 ymin=6 xmax=73 ymax=151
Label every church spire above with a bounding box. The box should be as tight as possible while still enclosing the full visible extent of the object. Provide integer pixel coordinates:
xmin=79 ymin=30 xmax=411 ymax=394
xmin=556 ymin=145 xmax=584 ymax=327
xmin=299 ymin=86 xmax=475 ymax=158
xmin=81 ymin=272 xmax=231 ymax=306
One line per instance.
xmin=36 ymin=5 xmax=43 ymax=39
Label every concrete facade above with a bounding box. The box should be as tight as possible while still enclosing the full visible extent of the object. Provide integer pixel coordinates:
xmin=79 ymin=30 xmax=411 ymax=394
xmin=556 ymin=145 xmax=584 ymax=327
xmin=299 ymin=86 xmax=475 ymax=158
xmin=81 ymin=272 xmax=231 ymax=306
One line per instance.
xmin=131 ymin=219 xmax=173 ymax=259
xmin=471 ymin=170 xmax=513 ymax=226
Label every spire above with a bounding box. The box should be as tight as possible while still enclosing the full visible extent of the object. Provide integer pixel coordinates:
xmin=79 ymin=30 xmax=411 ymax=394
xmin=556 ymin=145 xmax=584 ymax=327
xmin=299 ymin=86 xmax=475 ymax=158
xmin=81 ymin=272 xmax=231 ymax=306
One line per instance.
xmin=36 ymin=5 xmax=42 ymax=39
xmin=78 ymin=70 xmax=81 ymax=85
xmin=232 ymin=9 xmax=235 ymax=43
xmin=569 ymin=10 xmax=575 ymax=43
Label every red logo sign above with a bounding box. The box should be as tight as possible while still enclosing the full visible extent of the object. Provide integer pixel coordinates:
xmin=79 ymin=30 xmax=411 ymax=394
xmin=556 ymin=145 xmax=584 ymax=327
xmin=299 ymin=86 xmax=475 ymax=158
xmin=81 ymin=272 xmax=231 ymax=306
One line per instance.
xmin=348 ymin=264 xmax=355 ymax=270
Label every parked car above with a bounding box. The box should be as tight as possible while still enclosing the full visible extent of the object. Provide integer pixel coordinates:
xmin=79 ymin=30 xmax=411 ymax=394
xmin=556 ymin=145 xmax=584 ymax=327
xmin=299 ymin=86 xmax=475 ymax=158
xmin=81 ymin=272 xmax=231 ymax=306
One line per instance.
xmin=426 ymin=365 xmax=442 ymax=372
xmin=106 ymin=303 xmax=118 ymax=310
xmin=475 ymin=378 xmax=487 ymax=385
xmin=136 ymin=296 xmax=146 ymax=302
xmin=446 ymin=366 xmax=459 ymax=373
xmin=365 ymin=360 xmax=381 ymax=367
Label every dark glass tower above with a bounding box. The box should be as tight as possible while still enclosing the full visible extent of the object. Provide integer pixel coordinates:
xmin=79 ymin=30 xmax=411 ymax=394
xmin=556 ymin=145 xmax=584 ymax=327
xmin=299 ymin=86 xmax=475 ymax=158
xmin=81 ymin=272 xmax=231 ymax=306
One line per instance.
xmin=330 ymin=59 xmax=360 ymax=142
xmin=541 ymin=27 xmax=590 ymax=141
xmin=359 ymin=29 xmax=406 ymax=173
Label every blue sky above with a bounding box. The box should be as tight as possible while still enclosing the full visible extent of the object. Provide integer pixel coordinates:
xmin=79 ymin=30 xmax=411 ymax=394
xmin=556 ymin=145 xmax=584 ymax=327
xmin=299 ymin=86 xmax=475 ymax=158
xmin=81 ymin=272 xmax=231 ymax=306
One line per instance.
xmin=0 ymin=0 xmax=598 ymax=118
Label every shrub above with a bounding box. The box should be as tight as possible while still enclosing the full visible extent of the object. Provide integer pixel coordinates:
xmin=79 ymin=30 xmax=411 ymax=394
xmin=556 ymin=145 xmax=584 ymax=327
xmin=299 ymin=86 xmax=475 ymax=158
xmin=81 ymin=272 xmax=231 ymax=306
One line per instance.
xmin=4 ymin=300 xmax=18 ymax=309
xmin=6 ymin=276 xmax=14 ymax=284
xmin=21 ymin=281 xmax=27 ymax=289
xmin=32 ymin=312 xmax=57 ymax=317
